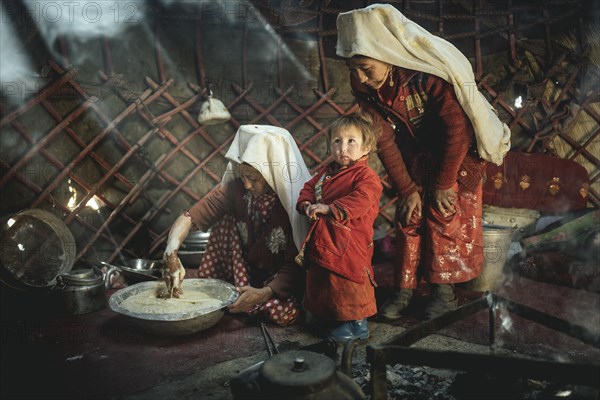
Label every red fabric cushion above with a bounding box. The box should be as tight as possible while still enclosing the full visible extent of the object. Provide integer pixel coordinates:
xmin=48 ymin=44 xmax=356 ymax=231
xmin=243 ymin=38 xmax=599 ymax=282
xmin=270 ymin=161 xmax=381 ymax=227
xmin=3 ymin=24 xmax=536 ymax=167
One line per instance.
xmin=482 ymin=152 xmax=590 ymax=212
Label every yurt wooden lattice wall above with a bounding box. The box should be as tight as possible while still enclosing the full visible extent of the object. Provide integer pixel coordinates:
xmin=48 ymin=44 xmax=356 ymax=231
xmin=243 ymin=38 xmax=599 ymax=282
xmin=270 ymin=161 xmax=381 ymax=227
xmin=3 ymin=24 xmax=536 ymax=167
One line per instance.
xmin=1 ymin=0 xmax=598 ymax=265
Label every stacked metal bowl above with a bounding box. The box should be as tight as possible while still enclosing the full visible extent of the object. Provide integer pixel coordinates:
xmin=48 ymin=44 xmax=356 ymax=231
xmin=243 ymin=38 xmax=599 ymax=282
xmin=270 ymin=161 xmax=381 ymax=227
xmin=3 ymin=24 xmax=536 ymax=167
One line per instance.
xmin=179 ymin=230 xmax=210 ymax=268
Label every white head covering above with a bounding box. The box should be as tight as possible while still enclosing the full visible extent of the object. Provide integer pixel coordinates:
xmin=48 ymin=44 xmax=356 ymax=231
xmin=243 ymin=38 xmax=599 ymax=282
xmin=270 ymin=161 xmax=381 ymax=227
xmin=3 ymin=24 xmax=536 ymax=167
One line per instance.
xmin=222 ymin=125 xmax=310 ymax=250
xmin=336 ymin=4 xmax=511 ymax=166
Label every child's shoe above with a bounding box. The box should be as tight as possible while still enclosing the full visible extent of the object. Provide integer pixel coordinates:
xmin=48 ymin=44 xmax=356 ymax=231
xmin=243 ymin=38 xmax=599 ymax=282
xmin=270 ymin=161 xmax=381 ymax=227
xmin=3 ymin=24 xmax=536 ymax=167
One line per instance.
xmin=327 ymin=318 xmax=369 ymax=344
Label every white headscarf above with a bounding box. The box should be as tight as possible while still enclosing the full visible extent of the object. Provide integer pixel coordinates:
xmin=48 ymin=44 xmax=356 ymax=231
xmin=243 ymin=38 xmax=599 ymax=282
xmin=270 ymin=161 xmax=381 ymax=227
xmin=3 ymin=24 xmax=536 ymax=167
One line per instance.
xmin=222 ymin=125 xmax=310 ymax=250
xmin=336 ymin=4 xmax=510 ymax=166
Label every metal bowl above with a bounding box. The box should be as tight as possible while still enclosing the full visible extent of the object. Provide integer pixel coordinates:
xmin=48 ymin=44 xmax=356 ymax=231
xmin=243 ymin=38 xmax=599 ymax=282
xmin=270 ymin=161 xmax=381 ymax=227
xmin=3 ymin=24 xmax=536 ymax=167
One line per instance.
xmin=109 ymin=278 xmax=238 ymax=336
xmin=125 ymin=259 xmax=163 ymax=271
xmin=119 ymin=266 xmax=161 ymax=282
xmin=99 ymin=261 xmax=160 ymax=284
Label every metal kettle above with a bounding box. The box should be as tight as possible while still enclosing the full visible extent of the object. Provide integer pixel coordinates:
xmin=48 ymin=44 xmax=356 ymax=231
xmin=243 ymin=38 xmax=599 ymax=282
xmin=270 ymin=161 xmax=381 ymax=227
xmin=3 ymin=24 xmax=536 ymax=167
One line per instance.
xmin=54 ymin=269 xmax=107 ymax=315
xmin=230 ymin=348 xmax=365 ymax=399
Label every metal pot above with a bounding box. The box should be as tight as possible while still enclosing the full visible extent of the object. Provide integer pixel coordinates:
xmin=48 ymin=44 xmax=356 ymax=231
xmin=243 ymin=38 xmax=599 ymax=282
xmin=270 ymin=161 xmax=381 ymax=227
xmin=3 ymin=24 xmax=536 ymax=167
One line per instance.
xmin=182 ymin=230 xmax=210 ymax=251
xmin=177 ymin=230 xmax=210 ymax=267
xmin=54 ymin=269 xmax=106 ymax=315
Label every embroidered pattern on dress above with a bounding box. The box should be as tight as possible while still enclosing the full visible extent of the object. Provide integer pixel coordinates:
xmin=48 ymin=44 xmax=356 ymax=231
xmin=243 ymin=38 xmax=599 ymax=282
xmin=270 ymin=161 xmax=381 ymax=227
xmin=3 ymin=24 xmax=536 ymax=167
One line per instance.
xmin=465 ymin=243 xmax=473 ymax=254
xmin=443 ymin=245 xmax=461 ymax=263
xmin=266 ymin=226 xmax=287 ymax=254
xmin=458 ymin=224 xmax=470 ymax=242
xmin=236 ymin=221 xmax=249 ymax=246
xmin=243 ymin=192 xmax=253 ymax=218
xmin=439 ymin=271 xmax=452 ymax=281
xmin=402 ymin=270 xmax=415 ymax=286
xmin=469 ymin=215 xmax=478 ymax=229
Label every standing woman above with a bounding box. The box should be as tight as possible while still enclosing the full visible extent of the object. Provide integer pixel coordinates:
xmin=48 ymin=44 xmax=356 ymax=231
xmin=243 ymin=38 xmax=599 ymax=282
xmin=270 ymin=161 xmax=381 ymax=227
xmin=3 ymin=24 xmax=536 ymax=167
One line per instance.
xmin=336 ymin=4 xmax=510 ymax=319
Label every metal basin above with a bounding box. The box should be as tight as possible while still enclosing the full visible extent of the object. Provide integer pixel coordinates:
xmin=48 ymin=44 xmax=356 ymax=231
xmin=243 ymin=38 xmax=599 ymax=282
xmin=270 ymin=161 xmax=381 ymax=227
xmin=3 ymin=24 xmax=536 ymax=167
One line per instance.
xmin=99 ymin=261 xmax=160 ymax=284
xmin=121 ymin=259 xmax=163 ymax=282
xmin=125 ymin=258 xmax=163 ymax=271
xmin=109 ymin=278 xmax=238 ymax=336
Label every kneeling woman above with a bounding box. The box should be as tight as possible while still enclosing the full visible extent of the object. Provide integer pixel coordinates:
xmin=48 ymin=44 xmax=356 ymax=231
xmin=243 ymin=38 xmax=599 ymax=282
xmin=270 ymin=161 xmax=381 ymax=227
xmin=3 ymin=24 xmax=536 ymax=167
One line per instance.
xmin=163 ymin=125 xmax=310 ymax=326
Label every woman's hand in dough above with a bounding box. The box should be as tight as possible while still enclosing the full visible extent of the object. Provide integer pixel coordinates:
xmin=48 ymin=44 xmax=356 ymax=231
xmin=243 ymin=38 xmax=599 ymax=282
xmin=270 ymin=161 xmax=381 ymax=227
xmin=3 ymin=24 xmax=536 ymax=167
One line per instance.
xmin=162 ymin=251 xmax=186 ymax=298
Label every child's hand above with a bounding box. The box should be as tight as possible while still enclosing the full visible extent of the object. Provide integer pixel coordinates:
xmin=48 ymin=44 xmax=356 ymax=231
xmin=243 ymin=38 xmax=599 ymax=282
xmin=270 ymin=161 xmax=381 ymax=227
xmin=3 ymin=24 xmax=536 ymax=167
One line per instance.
xmin=307 ymin=203 xmax=330 ymax=220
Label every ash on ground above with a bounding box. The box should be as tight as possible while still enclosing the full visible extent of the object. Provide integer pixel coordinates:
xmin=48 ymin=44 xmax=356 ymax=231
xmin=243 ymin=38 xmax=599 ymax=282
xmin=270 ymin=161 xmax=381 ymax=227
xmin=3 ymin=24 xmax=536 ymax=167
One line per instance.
xmin=351 ymin=362 xmax=595 ymax=399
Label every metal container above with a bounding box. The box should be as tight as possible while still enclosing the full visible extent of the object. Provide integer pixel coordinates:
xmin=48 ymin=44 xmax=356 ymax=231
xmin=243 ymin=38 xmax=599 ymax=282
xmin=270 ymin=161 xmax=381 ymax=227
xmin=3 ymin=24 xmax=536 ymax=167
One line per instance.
xmin=125 ymin=258 xmax=163 ymax=271
xmin=98 ymin=260 xmax=160 ymax=285
xmin=231 ymin=350 xmax=365 ymax=399
xmin=121 ymin=259 xmax=162 ymax=283
xmin=468 ymin=225 xmax=516 ymax=292
xmin=55 ymin=269 xmax=106 ymax=315
xmin=182 ymin=230 xmax=210 ymax=251
xmin=108 ymin=278 xmax=238 ymax=336
xmin=179 ymin=230 xmax=210 ymax=268
xmin=482 ymin=205 xmax=540 ymax=240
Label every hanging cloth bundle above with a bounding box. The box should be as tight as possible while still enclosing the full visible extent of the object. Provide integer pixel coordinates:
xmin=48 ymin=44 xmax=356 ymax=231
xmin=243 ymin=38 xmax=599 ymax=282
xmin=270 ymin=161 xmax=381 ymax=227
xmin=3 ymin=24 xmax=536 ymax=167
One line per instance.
xmin=198 ymin=90 xmax=231 ymax=125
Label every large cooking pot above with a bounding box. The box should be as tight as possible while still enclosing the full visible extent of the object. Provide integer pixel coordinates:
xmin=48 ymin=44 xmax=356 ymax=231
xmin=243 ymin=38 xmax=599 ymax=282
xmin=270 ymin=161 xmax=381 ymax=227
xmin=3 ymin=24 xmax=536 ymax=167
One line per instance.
xmin=109 ymin=278 xmax=238 ymax=336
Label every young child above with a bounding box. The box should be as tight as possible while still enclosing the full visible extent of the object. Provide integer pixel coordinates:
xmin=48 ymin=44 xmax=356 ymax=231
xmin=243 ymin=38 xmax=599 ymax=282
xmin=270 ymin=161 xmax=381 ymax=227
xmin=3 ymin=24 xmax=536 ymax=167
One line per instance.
xmin=296 ymin=113 xmax=382 ymax=343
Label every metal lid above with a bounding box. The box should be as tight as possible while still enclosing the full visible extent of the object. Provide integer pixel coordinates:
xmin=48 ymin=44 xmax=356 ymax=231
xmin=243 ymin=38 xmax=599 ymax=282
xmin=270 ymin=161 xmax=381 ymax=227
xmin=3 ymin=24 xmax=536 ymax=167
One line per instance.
xmin=259 ymin=350 xmax=336 ymax=395
xmin=59 ymin=269 xmax=103 ymax=286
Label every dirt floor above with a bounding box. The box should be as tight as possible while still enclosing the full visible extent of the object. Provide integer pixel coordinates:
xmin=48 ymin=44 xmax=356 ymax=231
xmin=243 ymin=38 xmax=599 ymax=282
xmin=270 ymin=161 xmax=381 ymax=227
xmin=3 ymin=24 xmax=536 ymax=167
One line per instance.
xmin=121 ymin=322 xmax=525 ymax=400
xmin=1 ymin=264 xmax=599 ymax=400
xmin=120 ymin=274 xmax=600 ymax=400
